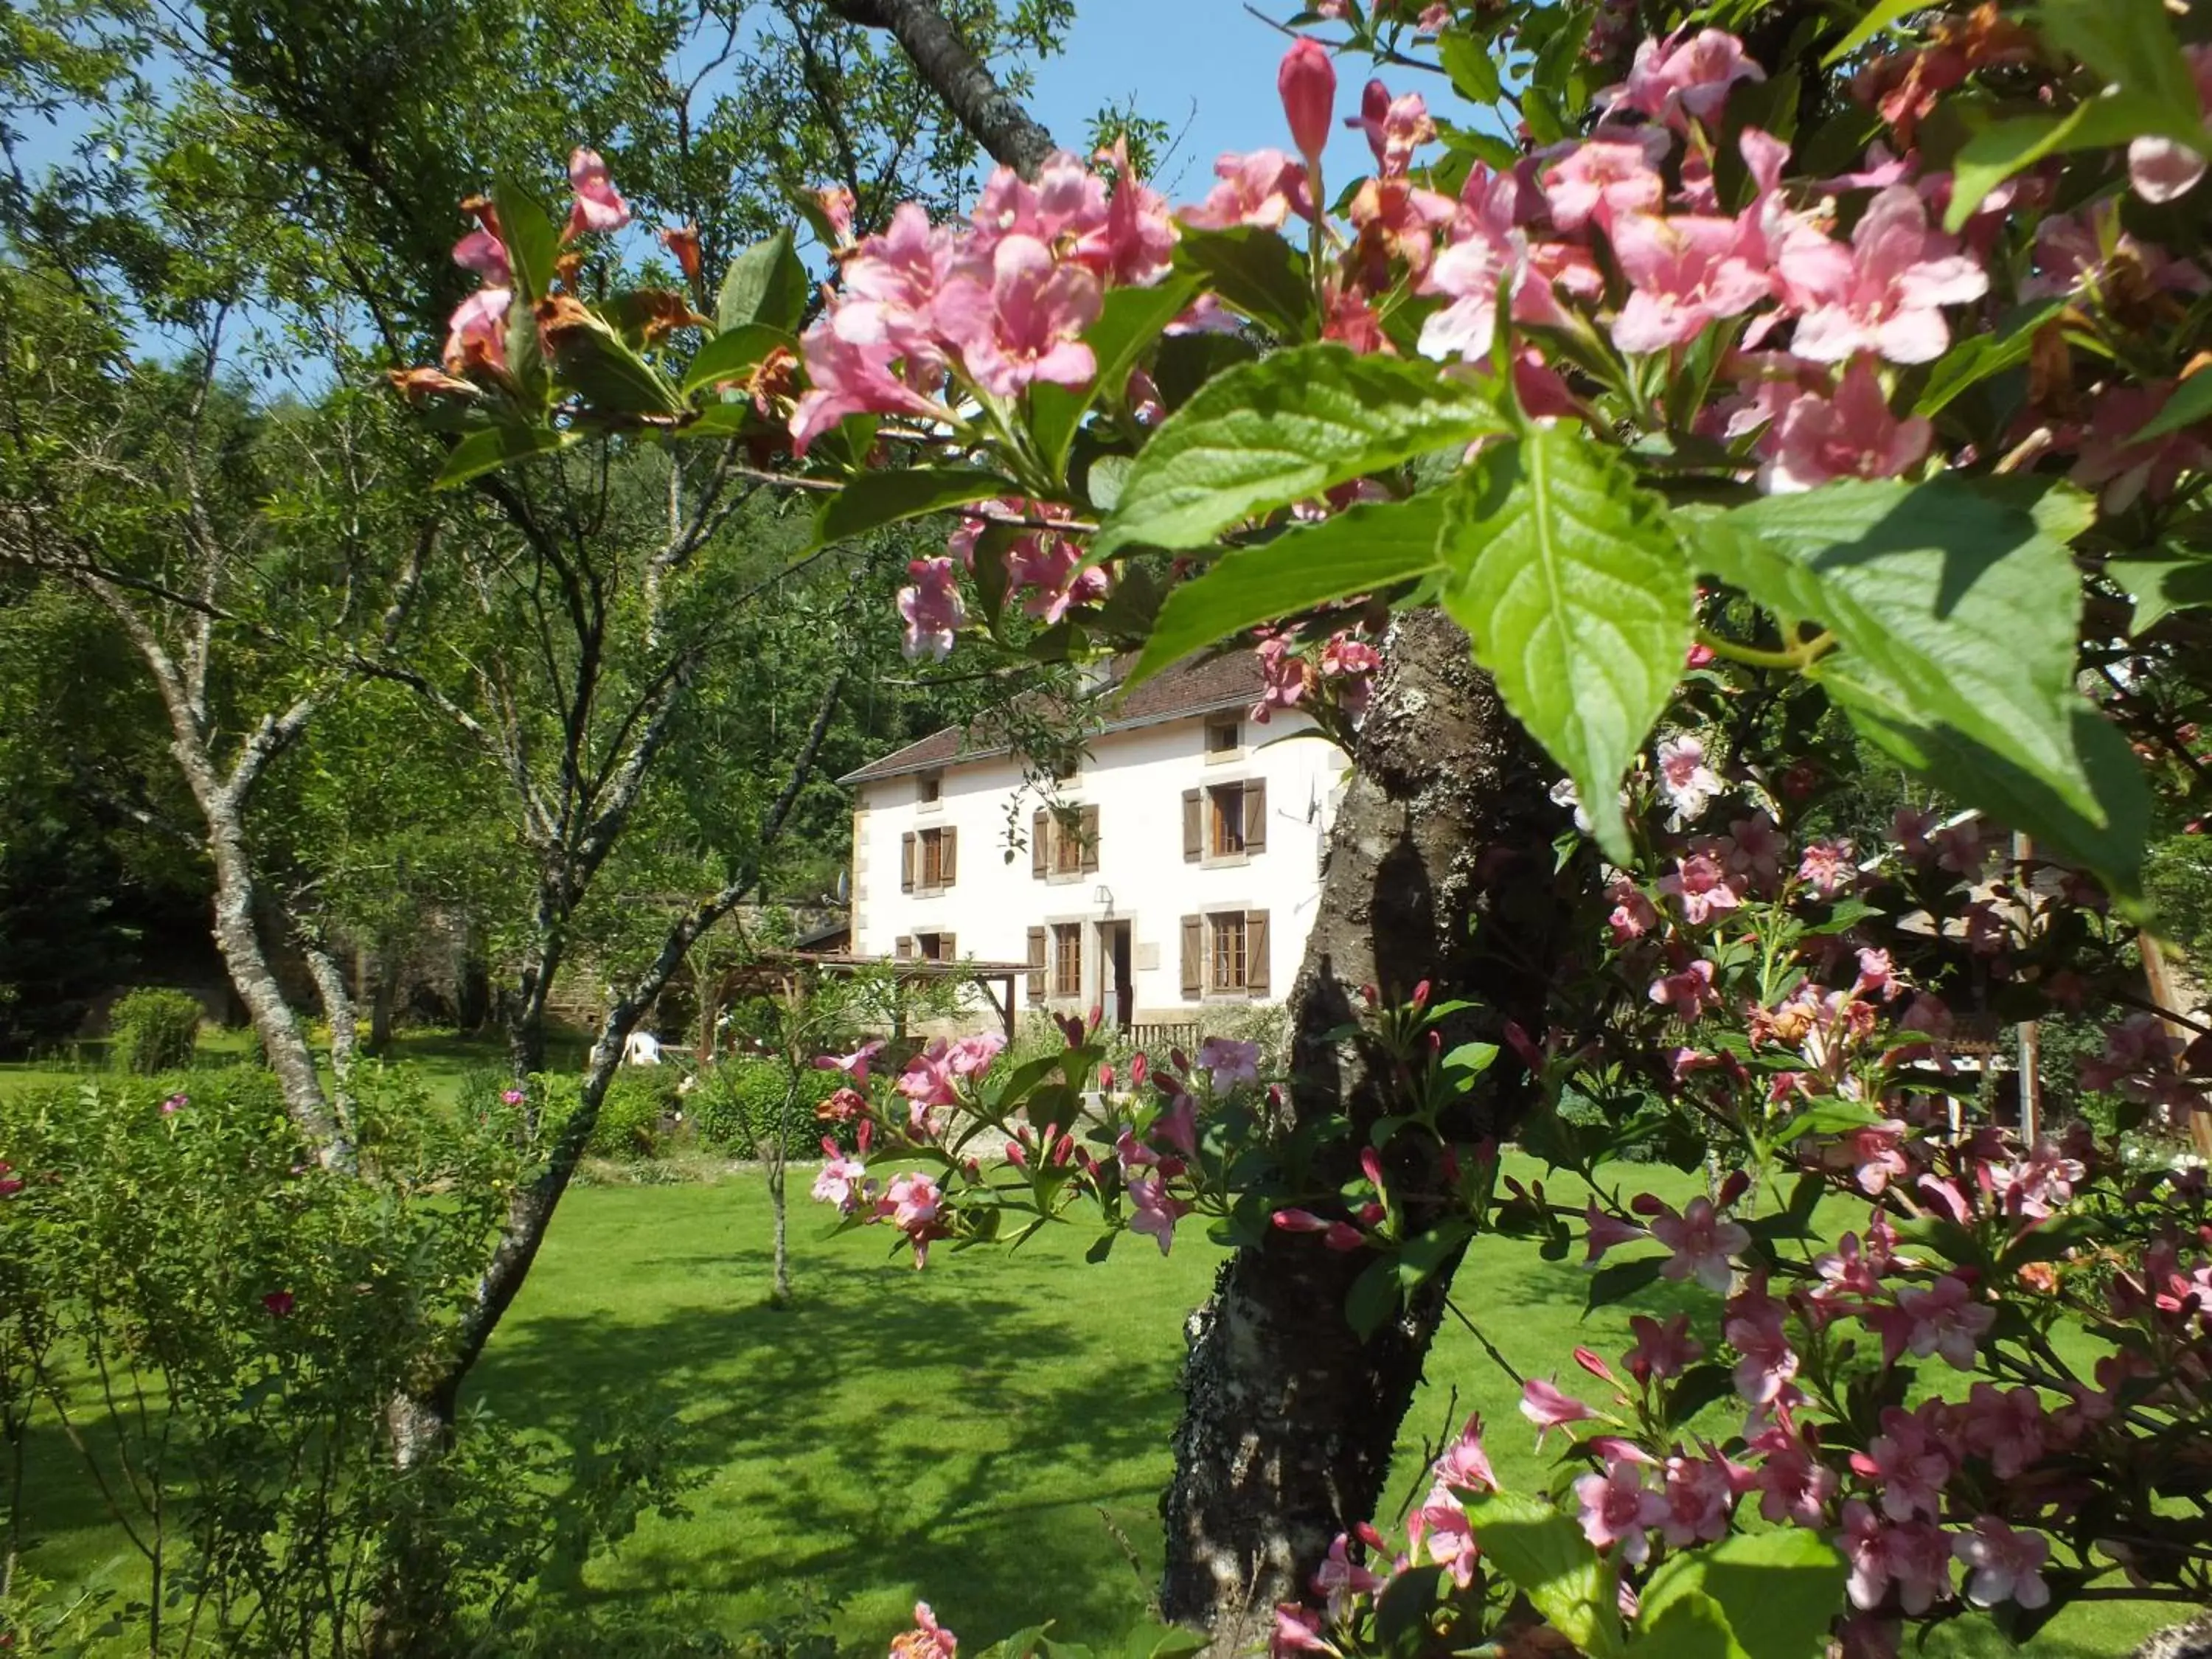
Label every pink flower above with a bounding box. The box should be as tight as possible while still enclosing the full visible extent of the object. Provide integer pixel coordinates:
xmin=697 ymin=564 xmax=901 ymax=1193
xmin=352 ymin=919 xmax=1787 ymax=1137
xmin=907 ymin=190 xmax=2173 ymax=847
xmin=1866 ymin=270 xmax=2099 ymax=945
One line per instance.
xmin=1320 ymin=633 xmax=1380 ymax=681
xmin=1835 ymin=1122 xmax=1912 ymax=1196
xmin=1851 ymin=1404 xmax=1953 ymax=1521
xmin=1078 ymin=137 xmax=1178 ymax=287
xmin=897 ymin=558 xmax=967 ymax=661
xmin=1759 ymin=357 xmax=1933 ymax=492
xmin=835 ymin=203 xmax=950 ymax=365
xmin=1345 ymin=82 xmax=1435 ymax=178
xmin=1626 ymin=1313 xmax=1703 ymax=1385
xmin=790 ymin=316 xmax=946 ymax=455
xmin=162 ymin=1091 xmax=189 ymax=1115
xmin=1180 ymin=150 xmax=1312 ymax=232
xmin=1658 ymin=1455 xmax=1736 ymax=1546
xmin=1270 ymin=1604 xmax=1332 ymax=1659
xmin=818 ymin=1087 xmax=869 ymax=1124
xmin=563 ymin=147 xmax=632 ymax=240
xmin=1651 ymin=1196 xmax=1749 ymax=1292
xmin=1435 ymin=1414 xmax=1498 ymax=1493
xmin=0 ymin=1161 xmax=21 ymax=1200
xmin=2072 ymin=381 xmax=2212 ymax=513
xmin=1543 ymin=136 xmax=1666 ymax=232
xmin=1656 ymin=734 xmax=1722 ymax=819
xmin=1724 ymin=1278 xmax=1800 ymax=1405
xmin=1006 ymin=529 xmax=1109 ymax=624
xmin=1584 ymin=1200 xmax=1650 ymax=1264
xmin=934 ymin=234 xmax=1102 ymax=400
xmin=812 ymin=1153 xmax=872 ymax=1214
xmin=1573 ymin=1461 xmax=1668 ymax=1563
xmin=1962 ymin=1382 xmax=2047 ymax=1479
xmin=2127 ymin=46 xmax=2212 ymax=204
xmin=815 ymin=1038 xmax=888 ymax=1085
xmin=453 ymin=226 xmax=512 ymax=285
xmin=1128 ymin=1175 xmax=1192 ymax=1256
xmin=442 ymin=288 xmax=512 ymax=377
xmin=1411 ymin=1493 xmax=1479 ymax=1586
xmin=816 ymin=184 xmax=857 ymax=246
xmin=1778 ymin=187 xmax=1987 ymax=365
xmin=1607 ymin=875 xmax=1660 ymax=943
xmin=1311 ymin=1533 xmax=1384 ymax=1620
xmin=1520 ymin=1376 xmax=1601 ymax=1442
xmin=1658 ymin=852 xmax=1742 ymax=925
xmin=1955 ymin=1517 xmax=2051 ymax=1610
xmin=1854 ymin=947 xmax=1899 ymax=1001
xmin=1608 ymin=212 xmax=1773 ymax=354
xmin=1279 ymin=38 xmax=1337 ymax=161
xmin=1723 ymin=811 xmax=1785 ymax=887
xmin=892 ymin=1601 xmax=957 ymax=1659
xmin=1250 ymin=636 xmax=1310 ymax=724
xmin=1273 ymin=1207 xmax=1330 ymax=1234
xmin=896 ymin=1040 xmax=960 ymax=1113
xmin=1753 ymin=1427 xmax=1837 ymax=1526
xmin=880 ymin=1172 xmax=945 ymax=1267
xmin=262 ymin=1290 xmax=296 ymax=1318
xmin=1198 ymin=1036 xmax=1262 ymax=1091
xmin=1798 ymin=838 xmax=1857 ymax=897
xmin=1888 ymin=1273 xmax=1994 ymax=1369
xmin=1649 ymin=959 xmax=1720 ymax=1020
xmin=1605 ymin=27 xmax=1765 ymax=130
xmin=944 ymin=1034 xmax=1002 ymax=1078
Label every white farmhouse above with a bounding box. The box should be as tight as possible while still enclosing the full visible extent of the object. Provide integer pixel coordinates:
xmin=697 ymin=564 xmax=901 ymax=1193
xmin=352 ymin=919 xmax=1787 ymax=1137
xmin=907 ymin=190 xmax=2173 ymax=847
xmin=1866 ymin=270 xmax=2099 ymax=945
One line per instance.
xmin=841 ymin=656 xmax=1352 ymax=1029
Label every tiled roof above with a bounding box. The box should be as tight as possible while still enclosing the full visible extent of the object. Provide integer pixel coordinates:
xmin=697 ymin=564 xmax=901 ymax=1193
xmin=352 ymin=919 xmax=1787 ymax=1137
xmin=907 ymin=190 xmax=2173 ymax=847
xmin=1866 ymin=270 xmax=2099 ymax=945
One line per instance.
xmin=839 ymin=653 xmax=1261 ymax=786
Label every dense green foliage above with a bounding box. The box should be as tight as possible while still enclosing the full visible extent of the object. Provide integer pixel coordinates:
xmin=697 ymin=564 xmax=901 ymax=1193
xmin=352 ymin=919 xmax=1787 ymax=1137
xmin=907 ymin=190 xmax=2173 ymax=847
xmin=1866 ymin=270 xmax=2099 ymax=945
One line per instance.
xmin=104 ymin=988 xmax=204 ymax=1074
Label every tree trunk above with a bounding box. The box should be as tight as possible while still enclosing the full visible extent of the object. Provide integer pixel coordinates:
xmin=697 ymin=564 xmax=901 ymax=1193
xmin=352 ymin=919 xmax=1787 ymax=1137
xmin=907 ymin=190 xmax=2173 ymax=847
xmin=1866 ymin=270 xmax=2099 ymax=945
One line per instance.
xmin=366 ymin=1383 xmax=462 ymax=1658
xmin=769 ymin=1141 xmax=791 ymax=1308
xmin=1158 ymin=610 xmax=1578 ymax=1638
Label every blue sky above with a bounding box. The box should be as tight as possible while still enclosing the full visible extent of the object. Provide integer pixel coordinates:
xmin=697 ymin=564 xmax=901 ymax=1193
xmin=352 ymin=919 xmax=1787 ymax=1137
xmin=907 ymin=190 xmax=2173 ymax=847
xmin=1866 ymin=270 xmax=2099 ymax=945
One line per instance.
xmin=1026 ymin=1 xmax=1399 ymax=199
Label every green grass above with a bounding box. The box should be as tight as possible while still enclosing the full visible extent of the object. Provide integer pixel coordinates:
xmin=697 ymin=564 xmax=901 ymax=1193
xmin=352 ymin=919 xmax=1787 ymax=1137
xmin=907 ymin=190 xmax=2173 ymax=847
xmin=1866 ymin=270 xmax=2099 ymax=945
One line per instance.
xmin=10 ymin=1135 xmax=2185 ymax=1655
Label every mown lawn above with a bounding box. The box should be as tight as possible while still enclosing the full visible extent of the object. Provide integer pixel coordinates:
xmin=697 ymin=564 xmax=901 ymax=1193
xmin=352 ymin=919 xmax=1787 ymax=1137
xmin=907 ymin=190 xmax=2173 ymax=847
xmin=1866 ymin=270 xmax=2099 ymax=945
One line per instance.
xmin=12 ymin=1127 xmax=2180 ymax=1656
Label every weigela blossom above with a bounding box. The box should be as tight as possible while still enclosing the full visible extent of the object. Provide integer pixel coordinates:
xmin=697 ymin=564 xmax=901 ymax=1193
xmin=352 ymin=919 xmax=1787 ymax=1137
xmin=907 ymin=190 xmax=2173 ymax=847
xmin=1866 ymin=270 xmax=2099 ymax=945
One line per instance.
xmin=1278 ymin=38 xmax=1337 ymax=163
xmin=897 ymin=558 xmax=966 ymax=661
xmin=933 ymin=234 xmax=1102 ymax=400
xmin=563 ymin=147 xmax=632 ymax=240
xmin=1197 ymin=1036 xmax=1262 ymax=1092
xmin=1573 ymin=1459 xmax=1668 ymax=1562
xmin=1181 ymin=150 xmax=1312 ymax=232
xmin=891 ymin=1602 xmax=956 ymax=1659
xmin=1778 ymin=186 xmax=1989 ymax=365
xmin=442 ymin=288 xmax=512 ymax=378
xmin=1759 ymin=356 xmax=1933 ymax=491
xmin=1655 ymin=735 xmax=1722 ymax=819
xmin=1657 ymin=852 xmax=1742 ymax=925
xmin=1604 ymin=27 xmax=1765 ymax=129
xmin=1650 ymin=1195 xmax=1750 ymax=1292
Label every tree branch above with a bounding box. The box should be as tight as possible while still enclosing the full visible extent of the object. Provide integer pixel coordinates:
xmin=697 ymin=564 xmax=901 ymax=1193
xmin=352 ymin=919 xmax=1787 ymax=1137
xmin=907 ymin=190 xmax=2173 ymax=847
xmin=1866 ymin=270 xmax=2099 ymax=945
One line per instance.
xmin=824 ymin=0 xmax=1058 ymax=178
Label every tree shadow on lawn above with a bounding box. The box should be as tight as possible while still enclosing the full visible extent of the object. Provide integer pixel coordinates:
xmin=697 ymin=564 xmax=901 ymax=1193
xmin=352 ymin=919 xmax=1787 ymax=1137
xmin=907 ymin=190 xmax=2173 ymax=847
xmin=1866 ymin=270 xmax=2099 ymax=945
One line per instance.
xmin=469 ymin=1234 xmax=1187 ymax=1644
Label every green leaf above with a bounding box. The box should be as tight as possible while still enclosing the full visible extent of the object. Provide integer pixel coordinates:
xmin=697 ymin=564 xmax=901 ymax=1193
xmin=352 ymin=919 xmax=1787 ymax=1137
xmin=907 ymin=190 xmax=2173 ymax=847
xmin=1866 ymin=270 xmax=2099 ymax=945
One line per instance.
xmin=1823 ymin=0 xmax=1930 ymax=66
xmin=1464 ymin=1490 xmax=1624 ymax=1658
xmin=1439 ymin=428 xmax=1694 ymax=865
xmin=1030 ymin=275 xmax=1200 ymax=480
xmin=1345 ymin=1255 xmax=1401 ymax=1338
xmin=2108 ymin=552 xmax=2212 ymax=634
xmin=492 ymin=177 xmax=560 ymax=303
xmin=434 ymin=424 xmax=571 ymax=489
xmin=1770 ymin=1099 xmax=1891 ymax=1140
xmin=1702 ymin=479 xmax=2150 ymax=898
xmin=1913 ymin=302 xmax=2062 ymax=418
xmin=545 ymin=316 xmax=684 ymax=417
xmin=1944 ymin=96 xmax=2171 ymax=229
xmin=717 ymin=226 xmax=810 ymax=334
xmin=810 ymin=468 xmax=1012 ymax=551
xmin=1091 ymin=345 xmax=1503 ymax=561
xmin=2037 ymin=0 xmax=2212 ymax=145
xmin=1628 ymin=1587 xmax=1736 ymax=1659
xmin=1129 ymin=493 xmax=1448 ymax=685
xmin=1633 ymin=1530 xmax=1846 ymax=1659
xmin=2134 ymin=370 xmax=2212 ymax=443
xmin=1663 ymin=1363 xmax=1736 ymax=1431
xmin=681 ymin=323 xmax=796 ymax=395
xmin=1171 ymin=225 xmax=1318 ymax=341
xmin=1371 ymin=1563 xmax=1444 ymax=1651
xmin=1585 ymin=1256 xmax=1662 ymax=1313
xmin=1437 ymin=28 xmax=1503 ymax=103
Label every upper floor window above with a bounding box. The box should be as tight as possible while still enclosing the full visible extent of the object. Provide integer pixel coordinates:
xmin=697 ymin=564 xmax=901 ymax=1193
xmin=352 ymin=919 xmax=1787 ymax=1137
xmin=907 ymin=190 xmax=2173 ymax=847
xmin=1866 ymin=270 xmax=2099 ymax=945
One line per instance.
xmin=1031 ymin=804 xmax=1100 ymax=880
xmin=901 ymin=824 xmax=957 ymax=894
xmin=918 ymin=772 xmax=942 ymax=804
xmin=1205 ymin=717 xmax=1241 ymax=756
xmin=1184 ymin=781 xmax=1267 ymax=861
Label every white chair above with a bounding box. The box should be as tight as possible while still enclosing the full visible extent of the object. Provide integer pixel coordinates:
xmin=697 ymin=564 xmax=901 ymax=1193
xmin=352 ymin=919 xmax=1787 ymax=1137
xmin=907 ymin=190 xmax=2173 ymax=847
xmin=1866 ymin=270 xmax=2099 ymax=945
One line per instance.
xmin=623 ymin=1029 xmax=662 ymax=1066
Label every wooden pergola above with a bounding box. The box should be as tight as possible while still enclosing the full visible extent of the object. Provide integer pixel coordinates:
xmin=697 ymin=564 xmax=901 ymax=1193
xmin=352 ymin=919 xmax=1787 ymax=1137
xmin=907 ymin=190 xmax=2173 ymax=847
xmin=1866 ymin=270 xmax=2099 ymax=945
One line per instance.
xmin=699 ymin=950 xmax=1031 ymax=1054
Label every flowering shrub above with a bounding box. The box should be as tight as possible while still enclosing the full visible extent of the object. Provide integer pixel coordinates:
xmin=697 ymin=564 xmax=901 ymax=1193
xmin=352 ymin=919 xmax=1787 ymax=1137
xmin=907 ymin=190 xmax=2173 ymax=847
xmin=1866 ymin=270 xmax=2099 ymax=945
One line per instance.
xmin=399 ymin=0 xmax=2212 ymax=1647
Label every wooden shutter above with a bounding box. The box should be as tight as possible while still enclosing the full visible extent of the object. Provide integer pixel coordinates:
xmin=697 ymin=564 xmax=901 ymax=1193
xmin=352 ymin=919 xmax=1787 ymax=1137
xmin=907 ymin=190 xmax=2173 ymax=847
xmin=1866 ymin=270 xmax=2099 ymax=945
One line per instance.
xmin=1245 ymin=910 xmax=1271 ymax=996
xmin=1032 ymin=809 xmax=1049 ymax=878
xmin=901 ymin=832 xmax=917 ymax=893
xmin=1243 ymin=779 xmax=1268 ymax=854
xmin=1180 ymin=915 xmax=1203 ymax=1000
xmin=1182 ymin=790 xmax=1202 ymax=862
xmin=939 ymin=931 xmax=956 ymax=962
xmin=1079 ymin=804 xmax=1100 ymax=874
xmin=895 ymin=935 xmax=915 ymax=960
xmin=941 ymin=827 xmax=958 ymax=886
xmin=1026 ymin=927 xmax=1047 ymax=1004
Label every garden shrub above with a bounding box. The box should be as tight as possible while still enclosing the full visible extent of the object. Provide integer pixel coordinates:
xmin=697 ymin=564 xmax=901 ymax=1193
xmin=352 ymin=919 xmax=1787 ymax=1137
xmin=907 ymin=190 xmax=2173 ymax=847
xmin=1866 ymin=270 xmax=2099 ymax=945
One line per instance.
xmin=589 ymin=1070 xmax=676 ymax=1160
xmin=107 ymin=985 xmax=202 ymax=1073
xmin=690 ymin=1060 xmax=841 ymax=1157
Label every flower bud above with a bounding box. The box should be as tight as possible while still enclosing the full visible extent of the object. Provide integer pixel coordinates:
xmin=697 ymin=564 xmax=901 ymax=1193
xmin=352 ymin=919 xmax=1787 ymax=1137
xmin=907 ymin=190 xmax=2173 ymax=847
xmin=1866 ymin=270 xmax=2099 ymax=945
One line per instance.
xmin=1324 ymin=1222 xmax=1366 ymax=1251
xmin=1273 ymin=1208 xmax=1332 ymax=1233
xmin=1278 ymin=38 xmax=1338 ymax=164
xmin=1716 ymin=1169 xmax=1751 ymax=1209
xmin=1411 ymin=978 xmax=1431 ymax=1009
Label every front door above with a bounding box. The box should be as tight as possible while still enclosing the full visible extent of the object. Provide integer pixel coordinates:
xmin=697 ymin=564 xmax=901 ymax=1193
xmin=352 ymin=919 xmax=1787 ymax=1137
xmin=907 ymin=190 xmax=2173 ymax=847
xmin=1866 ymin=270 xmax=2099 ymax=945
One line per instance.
xmin=1099 ymin=919 xmax=1133 ymax=1030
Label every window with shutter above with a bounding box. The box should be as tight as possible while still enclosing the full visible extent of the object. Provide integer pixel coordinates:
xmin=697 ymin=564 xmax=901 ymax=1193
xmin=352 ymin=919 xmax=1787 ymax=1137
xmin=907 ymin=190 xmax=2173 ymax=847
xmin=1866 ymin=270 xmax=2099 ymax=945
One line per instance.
xmin=901 ymin=832 xmax=917 ymax=893
xmin=1079 ymin=804 xmax=1100 ymax=873
xmin=1180 ymin=915 xmax=1203 ymax=1000
xmin=1051 ymin=922 xmax=1082 ymax=998
xmin=1245 ymin=910 xmax=1271 ymax=996
xmin=1208 ymin=912 xmax=1248 ymax=991
xmin=1242 ymin=779 xmax=1268 ymax=855
xmin=941 ymin=826 xmax=958 ymax=886
xmin=1182 ymin=790 xmax=1202 ymax=862
xmin=1032 ymin=809 xmax=1048 ymax=879
xmin=895 ymin=935 xmax=915 ymax=960
xmin=1208 ymin=783 xmax=1246 ymax=857
xmin=1026 ymin=928 xmax=1047 ymax=1004
xmin=1050 ymin=809 xmax=1082 ymax=875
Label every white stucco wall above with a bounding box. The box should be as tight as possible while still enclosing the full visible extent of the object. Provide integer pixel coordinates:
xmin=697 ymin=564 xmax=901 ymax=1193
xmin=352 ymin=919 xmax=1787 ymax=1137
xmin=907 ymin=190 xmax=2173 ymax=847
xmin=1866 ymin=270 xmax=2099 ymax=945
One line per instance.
xmin=851 ymin=708 xmax=1351 ymax=1021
